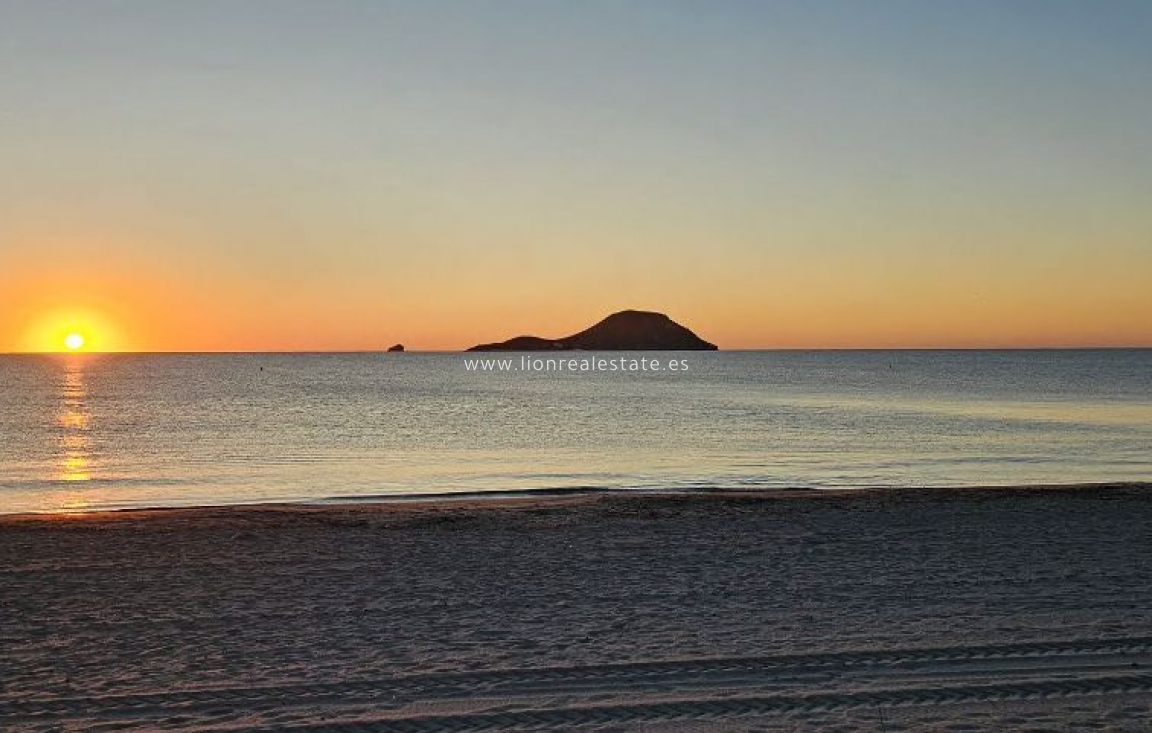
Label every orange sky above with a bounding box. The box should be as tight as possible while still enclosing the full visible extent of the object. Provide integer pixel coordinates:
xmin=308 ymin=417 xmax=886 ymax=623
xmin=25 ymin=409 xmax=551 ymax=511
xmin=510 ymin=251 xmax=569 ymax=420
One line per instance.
xmin=2 ymin=3 xmax=1151 ymax=352
xmin=4 ymin=240 xmax=1149 ymax=352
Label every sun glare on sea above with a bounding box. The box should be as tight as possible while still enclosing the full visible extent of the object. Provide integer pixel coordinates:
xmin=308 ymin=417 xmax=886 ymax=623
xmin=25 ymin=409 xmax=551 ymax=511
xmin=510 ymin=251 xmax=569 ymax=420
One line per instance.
xmin=64 ymin=332 xmax=85 ymax=351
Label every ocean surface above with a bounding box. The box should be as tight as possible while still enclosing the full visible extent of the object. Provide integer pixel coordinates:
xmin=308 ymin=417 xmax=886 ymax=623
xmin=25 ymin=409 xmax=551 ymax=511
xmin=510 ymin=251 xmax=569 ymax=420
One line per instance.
xmin=0 ymin=350 xmax=1149 ymax=514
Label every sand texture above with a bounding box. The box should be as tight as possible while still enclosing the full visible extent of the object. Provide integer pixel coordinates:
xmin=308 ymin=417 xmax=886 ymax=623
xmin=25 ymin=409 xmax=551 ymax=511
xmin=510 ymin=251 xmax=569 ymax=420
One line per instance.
xmin=3 ymin=485 xmax=1152 ymax=731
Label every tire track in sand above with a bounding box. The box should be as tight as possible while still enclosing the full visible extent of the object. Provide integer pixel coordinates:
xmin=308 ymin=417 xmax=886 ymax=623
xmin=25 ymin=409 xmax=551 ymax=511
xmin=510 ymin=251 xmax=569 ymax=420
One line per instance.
xmin=228 ymin=673 xmax=1152 ymax=732
xmin=5 ymin=636 xmax=1152 ymax=730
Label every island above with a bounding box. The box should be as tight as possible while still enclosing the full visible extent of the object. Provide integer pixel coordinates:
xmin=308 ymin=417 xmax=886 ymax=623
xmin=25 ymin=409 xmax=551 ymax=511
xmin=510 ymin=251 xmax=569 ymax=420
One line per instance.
xmin=467 ymin=310 xmax=717 ymax=351
xmin=386 ymin=344 xmax=404 ymax=352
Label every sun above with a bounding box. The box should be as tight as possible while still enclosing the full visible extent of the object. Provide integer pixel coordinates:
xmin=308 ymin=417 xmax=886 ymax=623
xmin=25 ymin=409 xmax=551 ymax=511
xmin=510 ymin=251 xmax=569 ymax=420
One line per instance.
xmin=18 ymin=308 xmax=123 ymax=352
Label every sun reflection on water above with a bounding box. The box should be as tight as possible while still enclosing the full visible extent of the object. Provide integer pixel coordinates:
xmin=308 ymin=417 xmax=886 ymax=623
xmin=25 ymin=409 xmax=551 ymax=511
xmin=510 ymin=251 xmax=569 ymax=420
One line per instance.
xmin=57 ymin=359 xmax=93 ymax=484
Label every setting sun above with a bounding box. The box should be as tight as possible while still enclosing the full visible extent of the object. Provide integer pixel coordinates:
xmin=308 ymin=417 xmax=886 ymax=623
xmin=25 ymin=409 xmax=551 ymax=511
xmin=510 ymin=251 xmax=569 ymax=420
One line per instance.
xmin=12 ymin=306 xmax=129 ymax=353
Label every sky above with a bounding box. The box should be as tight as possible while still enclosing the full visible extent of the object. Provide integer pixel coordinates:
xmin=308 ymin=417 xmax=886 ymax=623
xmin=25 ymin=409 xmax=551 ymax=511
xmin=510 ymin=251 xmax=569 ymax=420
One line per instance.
xmin=1 ymin=0 xmax=1150 ymax=351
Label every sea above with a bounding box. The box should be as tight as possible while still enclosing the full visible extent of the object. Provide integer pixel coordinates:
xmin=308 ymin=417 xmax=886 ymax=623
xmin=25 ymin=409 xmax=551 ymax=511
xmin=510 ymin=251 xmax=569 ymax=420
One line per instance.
xmin=0 ymin=350 xmax=1149 ymax=514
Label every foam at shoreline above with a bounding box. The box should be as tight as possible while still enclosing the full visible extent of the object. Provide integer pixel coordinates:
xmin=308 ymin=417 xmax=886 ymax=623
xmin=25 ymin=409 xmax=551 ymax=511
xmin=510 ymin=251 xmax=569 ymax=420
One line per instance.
xmin=3 ymin=480 xmax=1148 ymax=522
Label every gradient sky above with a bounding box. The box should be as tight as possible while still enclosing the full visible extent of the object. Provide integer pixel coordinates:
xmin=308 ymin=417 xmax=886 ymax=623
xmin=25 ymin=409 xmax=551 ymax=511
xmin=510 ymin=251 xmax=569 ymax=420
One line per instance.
xmin=2 ymin=0 xmax=1150 ymax=351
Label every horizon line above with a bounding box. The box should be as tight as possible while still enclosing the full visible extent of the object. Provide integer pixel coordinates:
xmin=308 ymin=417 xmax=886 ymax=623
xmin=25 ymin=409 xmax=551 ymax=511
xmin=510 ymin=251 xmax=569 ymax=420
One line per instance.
xmin=4 ymin=345 xmax=1152 ymax=356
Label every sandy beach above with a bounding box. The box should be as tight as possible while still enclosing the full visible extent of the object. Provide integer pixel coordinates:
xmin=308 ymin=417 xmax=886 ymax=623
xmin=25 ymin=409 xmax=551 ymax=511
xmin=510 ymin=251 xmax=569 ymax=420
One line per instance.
xmin=3 ymin=484 xmax=1152 ymax=732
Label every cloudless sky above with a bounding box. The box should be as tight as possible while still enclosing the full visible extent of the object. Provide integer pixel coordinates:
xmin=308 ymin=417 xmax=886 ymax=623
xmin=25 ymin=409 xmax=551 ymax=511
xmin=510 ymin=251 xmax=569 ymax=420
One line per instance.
xmin=2 ymin=0 xmax=1150 ymax=350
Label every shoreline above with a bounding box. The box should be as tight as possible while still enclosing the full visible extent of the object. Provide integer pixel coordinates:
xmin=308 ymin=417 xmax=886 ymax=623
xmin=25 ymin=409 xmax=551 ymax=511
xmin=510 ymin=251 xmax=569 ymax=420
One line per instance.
xmin=4 ymin=480 xmax=1148 ymax=524
xmin=6 ymin=478 xmax=1152 ymax=730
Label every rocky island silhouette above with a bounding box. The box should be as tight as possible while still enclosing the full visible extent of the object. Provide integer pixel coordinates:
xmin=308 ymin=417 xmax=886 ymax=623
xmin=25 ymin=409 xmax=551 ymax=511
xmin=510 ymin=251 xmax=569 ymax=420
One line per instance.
xmin=467 ymin=310 xmax=717 ymax=351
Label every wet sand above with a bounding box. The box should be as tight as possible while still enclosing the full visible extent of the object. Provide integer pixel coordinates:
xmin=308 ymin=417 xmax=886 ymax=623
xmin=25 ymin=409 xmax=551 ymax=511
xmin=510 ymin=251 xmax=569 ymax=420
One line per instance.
xmin=3 ymin=484 xmax=1152 ymax=732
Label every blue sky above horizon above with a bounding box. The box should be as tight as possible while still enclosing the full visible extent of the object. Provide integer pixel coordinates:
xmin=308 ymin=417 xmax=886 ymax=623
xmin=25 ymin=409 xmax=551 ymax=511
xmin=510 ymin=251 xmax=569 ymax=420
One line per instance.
xmin=2 ymin=0 xmax=1150 ymax=350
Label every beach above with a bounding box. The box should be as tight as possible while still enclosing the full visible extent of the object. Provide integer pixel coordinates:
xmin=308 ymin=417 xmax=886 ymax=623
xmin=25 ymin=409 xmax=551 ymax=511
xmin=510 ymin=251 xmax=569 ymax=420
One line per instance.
xmin=5 ymin=2 xmax=1152 ymax=730
xmin=3 ymin=484 xmax=1152 ymax=732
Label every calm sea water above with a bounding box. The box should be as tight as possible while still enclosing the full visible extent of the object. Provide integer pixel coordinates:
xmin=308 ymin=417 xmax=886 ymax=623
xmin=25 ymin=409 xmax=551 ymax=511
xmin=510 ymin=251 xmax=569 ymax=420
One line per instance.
xmin=0 ymin=351 xmax=1149 ymax=514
